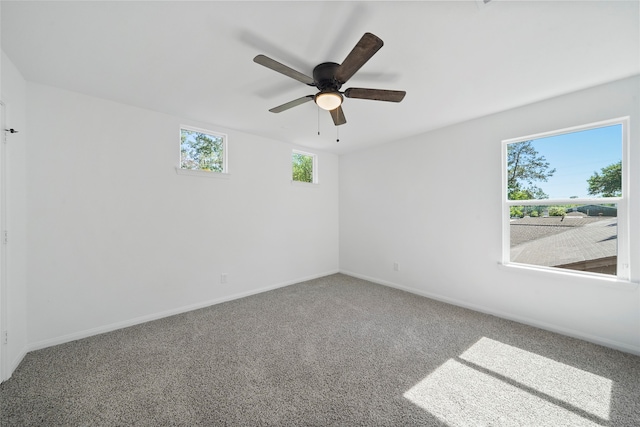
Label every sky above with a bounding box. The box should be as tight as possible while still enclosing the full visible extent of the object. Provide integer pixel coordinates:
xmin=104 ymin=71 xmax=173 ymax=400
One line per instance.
xmin=510 ymin=124 xmax=622 ymax=199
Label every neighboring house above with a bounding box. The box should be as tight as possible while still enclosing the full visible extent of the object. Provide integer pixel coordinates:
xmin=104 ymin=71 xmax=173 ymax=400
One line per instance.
xmin=573 ymin=205 xmax=618 ymax=217
xmin=511 ymin=217 xmax=617 ymax=275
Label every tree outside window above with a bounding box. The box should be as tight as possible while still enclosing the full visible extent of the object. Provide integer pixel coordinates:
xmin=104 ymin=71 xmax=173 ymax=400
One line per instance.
xmin=180 ymin=128 xmax=226 ymax=173
xmin=292 ymin=151 xmax=316 ymax=183
xmin=587 ymin=161 xmax=622 ymax=197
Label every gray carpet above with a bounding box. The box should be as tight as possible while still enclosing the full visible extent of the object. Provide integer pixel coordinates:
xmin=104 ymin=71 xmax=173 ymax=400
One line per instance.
xmin=1 ymin=273 xmax=639 ymax=426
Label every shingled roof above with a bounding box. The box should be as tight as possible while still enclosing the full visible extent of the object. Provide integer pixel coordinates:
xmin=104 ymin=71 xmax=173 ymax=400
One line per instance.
xmin=510 ymin=217 xmax=617 ymax=274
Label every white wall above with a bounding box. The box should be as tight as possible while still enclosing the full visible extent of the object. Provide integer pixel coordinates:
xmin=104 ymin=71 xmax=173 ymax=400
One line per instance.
xmin=340 ymin=76 xmax=640 ymax=354
xmin=26 ymin=83 xmax=339 ymax=348
xmin=6 ymin=57 xmax=639 ymax=384
xmin=0 ymin=51 xmax=29 ymax=379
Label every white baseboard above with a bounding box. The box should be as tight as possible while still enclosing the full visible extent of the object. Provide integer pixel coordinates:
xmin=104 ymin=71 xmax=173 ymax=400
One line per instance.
xmin=1 ymin=345 xmax=28 ymax=383
xmin=28 ymin=270 xmax=339 ymax=353
xmin=340 ymin=269 xmax=640 ymax=356
xmin=9 ymin=346 xmax=27 ymax=379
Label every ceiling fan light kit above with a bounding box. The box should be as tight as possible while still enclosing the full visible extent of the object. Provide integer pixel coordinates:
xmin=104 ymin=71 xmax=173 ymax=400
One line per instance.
xmin=315 ymin=92 xmax=343 ymax=111
xmin=254 ymin=32 xmax=406 ymax=127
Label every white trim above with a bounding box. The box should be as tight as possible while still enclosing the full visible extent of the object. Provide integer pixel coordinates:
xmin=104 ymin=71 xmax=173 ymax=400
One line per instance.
xmin=505 ymin=197 xmax=621 ymax=206
xmin=618 ymin=116 xmax=631 ymax=279
xmin=175 ymin=167 xmax=230 ymax=179
xmin=340 ymin=270 xmax=640 ymax=356
xmin=7 ymin=346 xmax=27 ymax=381
xmin=501 ymin=131 xmax=510 ymax=266
xmin=0 ymin=101 xmax=7 ymax=382
xmin=497 ymin=262 xmax=638 ymax=290
xmin=502 ymin=116 xmax=629 ymax=145
xmin=502 ymin=117 xmax=629 ymax=280
xmin=27 ymin=270 xmax=339 ymax=352
xmin=179 ymin=125 xmax=228 ymax=174
xmin=291 ymin=180 xmax=319 ymax=188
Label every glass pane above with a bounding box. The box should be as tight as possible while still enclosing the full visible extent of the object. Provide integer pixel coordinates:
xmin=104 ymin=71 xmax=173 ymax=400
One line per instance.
xmin=509 ymin=204 xmax=617 ymax=275
xmin=507 ymin=125 xmax=622 ymax=200
xmin=292 ymin=153 xmax=313 ymax=183
xmin=180 ymin=129 xmax=225 ymax=172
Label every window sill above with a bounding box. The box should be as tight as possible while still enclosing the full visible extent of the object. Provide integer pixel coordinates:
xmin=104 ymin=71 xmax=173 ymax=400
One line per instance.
xmin=497 ymin=262 xmax=638 ymax=291
xmin=291 ymin=180 xmax=319 ymax=187
xmin=175 ymin=168 xmax=230 ymax=179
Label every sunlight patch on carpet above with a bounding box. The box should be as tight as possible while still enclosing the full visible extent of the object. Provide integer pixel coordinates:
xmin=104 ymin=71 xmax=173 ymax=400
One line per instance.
xmin=403 ymin=337 xmax=612 ymax=426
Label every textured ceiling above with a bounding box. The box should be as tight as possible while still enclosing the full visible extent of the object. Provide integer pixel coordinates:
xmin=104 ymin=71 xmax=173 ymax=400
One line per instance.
xmin=2 ymin=1 xmax=639 ymax=155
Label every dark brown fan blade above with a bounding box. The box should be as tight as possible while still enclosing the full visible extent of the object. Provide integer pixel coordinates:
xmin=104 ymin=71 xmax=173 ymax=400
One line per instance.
xmin=329 ymin=106 xmax=346 ymax=126
xmin=335 ymin=33 xmax=384 ymax=84
xmin=254 ymin=55 xmax=315 ymax=86
xmin=269 ymin=95 xmax=314 ymax=113
xmin=344 ymin=88 xmax=406 ymax=102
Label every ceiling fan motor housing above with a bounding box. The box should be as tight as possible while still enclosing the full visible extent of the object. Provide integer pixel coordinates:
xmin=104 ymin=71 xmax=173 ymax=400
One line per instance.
xmin=313 ymin=62 xmax=342 ymax=92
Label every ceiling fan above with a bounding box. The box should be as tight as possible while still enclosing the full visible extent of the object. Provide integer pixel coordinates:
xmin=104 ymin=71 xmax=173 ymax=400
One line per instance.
xmin=253 ymin=32 xmax=406 ymax=126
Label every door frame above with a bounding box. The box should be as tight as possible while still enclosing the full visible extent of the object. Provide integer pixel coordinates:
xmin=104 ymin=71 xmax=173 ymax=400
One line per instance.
xmin=0 ymin=100 xmax=7 ymax=382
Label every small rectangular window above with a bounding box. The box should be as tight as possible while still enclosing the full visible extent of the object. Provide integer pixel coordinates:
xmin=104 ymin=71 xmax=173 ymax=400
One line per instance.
xmin=292 ymin=150 xmax=317 ymax=184
xmin=502 ymin=118 xmax=628 ymax=280
xmin=180 ymin=126 xmax=227 ymax=173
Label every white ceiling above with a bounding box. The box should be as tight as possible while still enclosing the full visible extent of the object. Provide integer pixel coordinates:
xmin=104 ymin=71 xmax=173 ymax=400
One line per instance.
xmin=2 ymin=1 xmax=639 ymax=155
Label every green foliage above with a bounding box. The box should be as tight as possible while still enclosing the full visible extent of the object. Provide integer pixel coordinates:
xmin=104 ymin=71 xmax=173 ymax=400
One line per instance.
xmin=509 ymin=190 xmax=533 ymax=201
xmin=510 ymin=206 xmax=523 ymax=218
xmin=292 ymin=153 xmax=314 ymax=183
xmin=180 ymin=129 xmax=224 ymax=172
xmin=548 ymin=206 xmax=566 ymax=216
xmin=530 ymin=210 xmax=539 ymax=217
xmin=587 ymin=161 xmax=621 ymax=197
xmin=507 ymin=141 xmax=555 ymax=200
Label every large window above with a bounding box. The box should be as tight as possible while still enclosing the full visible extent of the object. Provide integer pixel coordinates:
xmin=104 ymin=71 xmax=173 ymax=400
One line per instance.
xmin=502 ymin=118 xmax=629 ymax=280
xmin=179 ymin=126 xmax=227 ymax=174
xmin=292 ymin=150 xmax=317 ymax=184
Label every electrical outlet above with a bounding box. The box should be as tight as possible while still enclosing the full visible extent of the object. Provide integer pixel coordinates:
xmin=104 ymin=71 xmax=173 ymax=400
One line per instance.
xmin=393 ymin=262 xmax=399 ymax=271
xmin=2 ymin=330 xmax=7 ymax=344
xmin=220 ymin=273 xmax=228 ymax=284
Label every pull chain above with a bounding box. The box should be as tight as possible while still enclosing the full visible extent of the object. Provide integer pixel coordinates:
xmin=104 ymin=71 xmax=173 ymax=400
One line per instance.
xmin=317 ymin=107 xmax=320 ymax=136
xmin=336 ymin=126 xmax=339 ymax=143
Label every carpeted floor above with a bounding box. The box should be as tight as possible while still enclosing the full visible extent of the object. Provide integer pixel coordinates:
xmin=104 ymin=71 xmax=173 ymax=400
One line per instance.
xmin=1 ymin=273 xmax=639 ymax=426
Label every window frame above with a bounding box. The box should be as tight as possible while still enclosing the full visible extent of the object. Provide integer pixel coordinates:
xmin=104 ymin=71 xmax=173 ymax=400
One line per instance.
xmin=176 ymin=125 xmax=229 ymax=177
xmin=291 ymin=149 xmax=318 ymax=185
xmin=501 ymin=117 xmax=630 ymax=282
